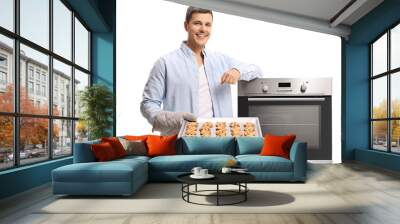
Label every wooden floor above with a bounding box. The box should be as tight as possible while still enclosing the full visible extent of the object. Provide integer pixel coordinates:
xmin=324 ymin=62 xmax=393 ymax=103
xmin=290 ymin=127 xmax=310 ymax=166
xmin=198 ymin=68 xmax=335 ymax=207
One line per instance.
xmin=1 ymin=162 xmax=400 ymax=224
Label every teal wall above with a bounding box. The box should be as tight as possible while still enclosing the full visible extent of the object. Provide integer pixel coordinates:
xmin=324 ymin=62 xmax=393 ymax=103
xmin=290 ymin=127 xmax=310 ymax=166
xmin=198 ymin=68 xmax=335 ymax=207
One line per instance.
xmin=343 ymin=0 xmax=400 ymax=171
xmin=0 ymin=0 xmax=116 ymax=200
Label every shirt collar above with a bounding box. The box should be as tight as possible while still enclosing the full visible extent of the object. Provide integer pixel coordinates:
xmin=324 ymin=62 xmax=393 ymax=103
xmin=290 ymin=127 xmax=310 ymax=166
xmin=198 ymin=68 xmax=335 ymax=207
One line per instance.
xmin=181 ymin=41 xmax=208 ymax=58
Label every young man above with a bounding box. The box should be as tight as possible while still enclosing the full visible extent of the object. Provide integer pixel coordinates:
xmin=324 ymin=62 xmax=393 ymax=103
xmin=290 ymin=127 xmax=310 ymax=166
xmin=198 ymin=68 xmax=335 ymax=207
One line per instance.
xmin=141 ymin=6 xmax=263 ymax=134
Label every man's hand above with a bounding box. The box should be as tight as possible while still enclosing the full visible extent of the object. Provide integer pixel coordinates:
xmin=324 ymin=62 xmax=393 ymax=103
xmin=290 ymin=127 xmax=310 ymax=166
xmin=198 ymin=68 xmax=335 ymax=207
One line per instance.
xmin=220 ymin=68 xmax=240 ymax=85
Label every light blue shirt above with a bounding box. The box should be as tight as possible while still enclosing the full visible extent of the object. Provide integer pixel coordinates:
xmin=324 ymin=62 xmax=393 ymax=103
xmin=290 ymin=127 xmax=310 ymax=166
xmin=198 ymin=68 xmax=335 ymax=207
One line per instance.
xmin=141 ymin=42 xmax=263 ymax=124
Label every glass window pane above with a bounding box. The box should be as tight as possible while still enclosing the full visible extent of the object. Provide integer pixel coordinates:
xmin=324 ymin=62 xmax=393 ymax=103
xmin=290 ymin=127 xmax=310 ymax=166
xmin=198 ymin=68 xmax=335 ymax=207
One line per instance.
xmin=20 ymin=0 xmax=49 ymax=49
xmin=53 ymin=59 xmax=72 ymax=117
xmin=53 ymin=119 xmax=72 ymax=157
xmin=20 ymin=44 xmax=49 ymax=115
xmin=53 ymin=0 xmax=72 ymax=60
xmin=74 ymin=69 xmax=89 ymax=118
xmin=391 ymin=72 xmax=400 ymax=118
xmin=75 ymin=120 xmax=88 ymax=143
xmin=0 ymin=34 xmax=14 ymax=113
xmin=75 ymin=18 xmax=89 ymax=69
xmin=0 ymin=116 xmax=14 ymax=170
xmin=0 ymin=0 xmax=14 ymax=31
xmin=20 ymin=117 xmax=49 ymax=165
xmin=372 ymin=77 xmax=387 ymax=119
xmin=392 ymin=120 xmax=400 ymax=153
xmin=372 ymin=121 xmax=387 ymax=151
xmin=372 ymin=34 xmax=387 ymax=76
xmin=392 ymin=24 xmax=400 ymax=70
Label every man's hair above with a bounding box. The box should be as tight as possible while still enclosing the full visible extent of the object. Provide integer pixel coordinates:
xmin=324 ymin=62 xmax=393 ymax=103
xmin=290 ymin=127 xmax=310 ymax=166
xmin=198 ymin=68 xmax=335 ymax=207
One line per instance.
xmin=185 ymin=6 xmax=213 ymax=22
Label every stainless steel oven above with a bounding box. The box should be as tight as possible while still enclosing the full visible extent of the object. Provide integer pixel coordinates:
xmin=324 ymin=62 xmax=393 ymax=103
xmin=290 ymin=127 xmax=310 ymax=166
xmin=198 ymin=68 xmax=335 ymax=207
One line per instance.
xmin=238 ymin=78 xmax=332 ymax=160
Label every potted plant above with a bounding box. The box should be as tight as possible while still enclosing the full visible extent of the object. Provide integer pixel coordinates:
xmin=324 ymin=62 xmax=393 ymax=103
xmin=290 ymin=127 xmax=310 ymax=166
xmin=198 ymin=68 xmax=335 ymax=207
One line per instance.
xmin=79 ymin=84 xmax=114 ymax=140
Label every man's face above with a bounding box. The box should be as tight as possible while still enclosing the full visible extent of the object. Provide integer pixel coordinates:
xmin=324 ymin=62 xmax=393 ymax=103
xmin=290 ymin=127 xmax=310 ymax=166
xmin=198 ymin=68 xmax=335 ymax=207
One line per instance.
xmin=185 ymin=12 xmax=212 ymax=48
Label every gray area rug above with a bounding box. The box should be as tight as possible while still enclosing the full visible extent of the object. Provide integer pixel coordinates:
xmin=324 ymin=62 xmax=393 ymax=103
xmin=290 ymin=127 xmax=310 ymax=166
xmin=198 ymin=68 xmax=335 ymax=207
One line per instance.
xmin=38 ymin=183 xmax=362 ymax=214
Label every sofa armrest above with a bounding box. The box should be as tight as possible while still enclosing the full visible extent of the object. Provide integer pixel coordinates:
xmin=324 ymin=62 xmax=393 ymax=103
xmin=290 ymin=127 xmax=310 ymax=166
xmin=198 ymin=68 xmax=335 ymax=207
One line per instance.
xmin=289 ymin=141 xmax=307 ymax=181
xmin=73 ymin=140 xmax=100 ymax=163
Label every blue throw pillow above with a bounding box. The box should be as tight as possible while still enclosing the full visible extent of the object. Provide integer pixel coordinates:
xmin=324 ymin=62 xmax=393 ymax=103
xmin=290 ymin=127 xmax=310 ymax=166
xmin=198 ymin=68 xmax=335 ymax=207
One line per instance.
xmin=236 ymin=137 xmax=264 ymax=155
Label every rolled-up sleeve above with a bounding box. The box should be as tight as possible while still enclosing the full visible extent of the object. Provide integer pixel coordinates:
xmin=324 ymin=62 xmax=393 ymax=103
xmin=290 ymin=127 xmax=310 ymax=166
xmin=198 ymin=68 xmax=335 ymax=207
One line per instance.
xmin=140 ymin=58 xmax=166 ymax=124
xmin=223 ymin=54 xmax=263 ymax=81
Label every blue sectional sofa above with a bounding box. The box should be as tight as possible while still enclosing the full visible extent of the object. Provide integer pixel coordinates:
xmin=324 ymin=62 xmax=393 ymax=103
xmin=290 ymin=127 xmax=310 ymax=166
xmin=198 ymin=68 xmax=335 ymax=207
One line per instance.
xmin=52 ymin=137 xmax=307 ymax=196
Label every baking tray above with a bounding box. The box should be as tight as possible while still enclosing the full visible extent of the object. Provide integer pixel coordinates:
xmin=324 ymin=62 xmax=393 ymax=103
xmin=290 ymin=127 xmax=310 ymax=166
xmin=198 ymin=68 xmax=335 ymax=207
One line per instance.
xmin=178 ymin=117 xmax=263 ymax=138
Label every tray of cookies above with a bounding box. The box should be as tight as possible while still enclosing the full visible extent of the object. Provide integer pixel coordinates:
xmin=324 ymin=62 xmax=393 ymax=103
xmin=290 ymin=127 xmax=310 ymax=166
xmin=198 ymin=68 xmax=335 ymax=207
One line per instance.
xmin=178 ymin=117 xmax=262 ymax=138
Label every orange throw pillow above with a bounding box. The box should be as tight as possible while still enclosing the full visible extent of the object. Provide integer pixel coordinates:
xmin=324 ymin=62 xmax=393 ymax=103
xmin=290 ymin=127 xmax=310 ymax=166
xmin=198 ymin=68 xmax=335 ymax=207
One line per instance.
xmin=146 ymin=135 xmax=177 ymax=157
xmin=91 ymin=142 xmax=117 ymax=161
xmin=260 ymin=134 xmax=296 ymax=159
xmin=124 ymin=135 xmax=149 ymax=141
xmin=101 ymin=137 xmax=127 ymax=158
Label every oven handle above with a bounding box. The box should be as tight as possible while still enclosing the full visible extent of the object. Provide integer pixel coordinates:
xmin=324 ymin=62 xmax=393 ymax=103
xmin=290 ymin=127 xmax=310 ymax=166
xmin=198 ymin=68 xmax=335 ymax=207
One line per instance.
xmin=248 ymin=97 xmax=326 ymax=102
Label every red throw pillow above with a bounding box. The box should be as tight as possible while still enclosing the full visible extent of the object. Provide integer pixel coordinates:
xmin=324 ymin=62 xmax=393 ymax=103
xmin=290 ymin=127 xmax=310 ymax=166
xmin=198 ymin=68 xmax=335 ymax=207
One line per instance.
xmin=146 ymin=135 xmax=177 ymax=157
xmin=101 ymin=137 xmax=127 ymax=158
xmin=91 ymin=142 xmax=117 ymax=161
xmin=260 ymin=134 xmax=296 ymax=159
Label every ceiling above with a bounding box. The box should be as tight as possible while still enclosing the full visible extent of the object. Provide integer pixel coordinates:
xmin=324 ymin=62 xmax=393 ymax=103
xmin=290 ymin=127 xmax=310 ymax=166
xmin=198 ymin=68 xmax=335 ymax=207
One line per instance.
xmin=166 ymin=0 xmax=384 ymax=39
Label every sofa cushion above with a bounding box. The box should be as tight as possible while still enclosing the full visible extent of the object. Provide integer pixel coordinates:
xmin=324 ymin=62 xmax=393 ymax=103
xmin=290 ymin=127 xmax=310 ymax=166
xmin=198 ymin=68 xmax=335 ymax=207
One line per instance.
xmin=74 ymin=140 xmax=100 ymax=163
xmin=180 ymin=137 xmax=235 ymax=155
xmin=236 ymin=155 xmax=293 ymax=172
xmin=52 ymin=158 xmax=147 ymax=183
xmin=236 ymin=137 xmax=264 ymax=155
xmin=148 ymin=154 xmax=235 ymax=172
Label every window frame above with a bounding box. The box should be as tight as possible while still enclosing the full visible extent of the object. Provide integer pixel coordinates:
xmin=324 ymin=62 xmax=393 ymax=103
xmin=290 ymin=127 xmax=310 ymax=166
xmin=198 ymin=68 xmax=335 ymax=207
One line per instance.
xmin=0 ymin=0 xmax=92 ymax=171
xmin=370 ymin=20 xmax=400 ymax=154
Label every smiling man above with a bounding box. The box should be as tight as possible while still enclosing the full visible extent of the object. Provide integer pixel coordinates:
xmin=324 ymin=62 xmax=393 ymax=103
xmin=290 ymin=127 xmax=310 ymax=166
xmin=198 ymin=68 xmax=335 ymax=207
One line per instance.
xmin=141 ymin=6 xmax=263 ymax=135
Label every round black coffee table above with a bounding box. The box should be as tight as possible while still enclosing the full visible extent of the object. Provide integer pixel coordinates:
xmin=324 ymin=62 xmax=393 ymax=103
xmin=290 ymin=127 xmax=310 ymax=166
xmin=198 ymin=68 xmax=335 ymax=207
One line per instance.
xmin=177 ymin=173 xmax=255 ymax=206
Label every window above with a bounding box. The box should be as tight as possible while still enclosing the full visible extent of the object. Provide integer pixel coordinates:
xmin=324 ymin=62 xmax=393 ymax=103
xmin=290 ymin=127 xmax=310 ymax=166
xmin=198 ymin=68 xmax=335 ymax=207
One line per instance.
xmin=0 ymin=34 xmax=13 ymax=113
xmin=29 ymin=67 xmax=34 ymax=80
xmin=0 ymin=71 xmax=6 ymax=85
xmin=0 ymin=0 xmax=13 ymax=32
xmin=53 ymin=59 xmax=71 ymax=116
xmin=0 ymin=0 xmax=91 ymax=170
xmin=0 ymin=54 xmax=7 ymax=89
xmin=36 ymin=83 xmax=40 ymax=95
xmin=0 ymin=54 xmax=7 ymax=67
xmin=42 ymin=85 xmax=46 ymax=97
xmin=371 ymin=23 xmax=400 ymax=154
xmin=75 ymin=18 xmax=89 ymax=69
xmin=53 ymin=0 xmax=72 ymax=60
xmin=20 ymin=0 xmax=49 ymax=49
xmin=28 ymin=81 xmax=34 ymax=94
xmin=35 ymin=70 xmax=40 ymax=81
xmin=41 ymin=73 xmax=46 ymax=82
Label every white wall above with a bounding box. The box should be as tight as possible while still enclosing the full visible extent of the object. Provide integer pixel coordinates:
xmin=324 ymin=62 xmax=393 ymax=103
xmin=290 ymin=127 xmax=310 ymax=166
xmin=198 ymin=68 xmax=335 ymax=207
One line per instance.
xmin=117 ymin=0 xmax=342 ymax=163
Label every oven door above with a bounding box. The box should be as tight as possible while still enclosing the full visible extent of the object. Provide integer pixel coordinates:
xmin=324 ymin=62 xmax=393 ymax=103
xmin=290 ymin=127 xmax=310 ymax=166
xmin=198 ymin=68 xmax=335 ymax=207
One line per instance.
xmin=238 ymin=96 xmax=332 ymax=160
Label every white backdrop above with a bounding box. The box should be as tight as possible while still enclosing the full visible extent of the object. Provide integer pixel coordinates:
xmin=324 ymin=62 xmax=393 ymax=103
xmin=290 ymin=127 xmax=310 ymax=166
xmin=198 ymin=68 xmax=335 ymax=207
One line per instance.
xmin=116 ymin=0 xmax=342 ymax=162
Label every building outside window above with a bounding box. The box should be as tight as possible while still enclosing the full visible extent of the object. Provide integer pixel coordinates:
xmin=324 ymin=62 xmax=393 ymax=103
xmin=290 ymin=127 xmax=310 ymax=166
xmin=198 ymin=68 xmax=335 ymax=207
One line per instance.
xmin=371 ymin=23 xmax=400 ymax=154
xmin=0 ymin=0 xmax=91 ymax=170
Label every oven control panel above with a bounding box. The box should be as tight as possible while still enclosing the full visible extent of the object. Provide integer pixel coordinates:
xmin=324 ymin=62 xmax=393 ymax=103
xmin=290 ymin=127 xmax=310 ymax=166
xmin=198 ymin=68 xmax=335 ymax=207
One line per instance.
xmin=239 ymin=78 xmax=332 ymax=96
